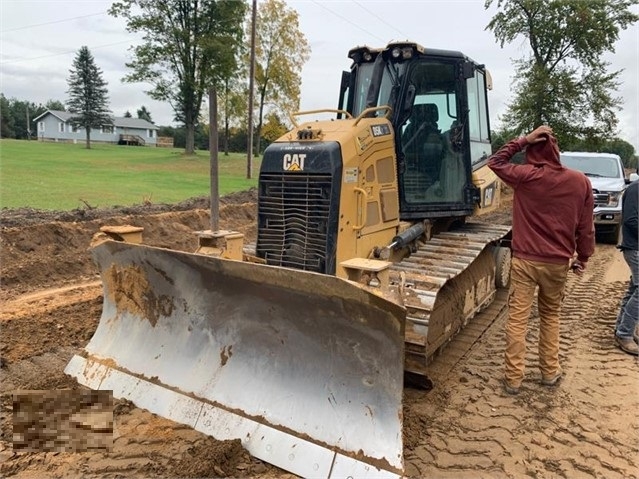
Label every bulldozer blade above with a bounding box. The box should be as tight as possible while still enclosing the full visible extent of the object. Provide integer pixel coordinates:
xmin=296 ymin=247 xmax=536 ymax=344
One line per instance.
xmin=65 ymin=240 xmax=406 ymax=478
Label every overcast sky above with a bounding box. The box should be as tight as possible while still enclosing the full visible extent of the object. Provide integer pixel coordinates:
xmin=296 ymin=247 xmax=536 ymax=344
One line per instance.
xmin=1 ymin=0 xmax=637 ymax=150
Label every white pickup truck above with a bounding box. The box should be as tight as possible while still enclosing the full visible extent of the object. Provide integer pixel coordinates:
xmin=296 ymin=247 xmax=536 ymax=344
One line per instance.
xmin=560 ymin=152 xmax=634 ymax=244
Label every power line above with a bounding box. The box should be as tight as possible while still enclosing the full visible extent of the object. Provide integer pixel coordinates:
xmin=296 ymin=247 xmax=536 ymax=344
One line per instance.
xmin=0 ymin=40 xmax=136 ymax=66
xmin=308 ymin=0 xmax=387 ymax=43
xmin=352 ymin=0 xmax=405 ymax=40
xmin=0 ymin=11 xmax=108 ymax=34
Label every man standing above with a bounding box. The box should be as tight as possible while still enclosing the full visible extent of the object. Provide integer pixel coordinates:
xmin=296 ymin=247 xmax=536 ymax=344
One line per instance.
xmin=488 ymin=125 xmax=595 ymax=395
xmin=614 ymin=179 xmax=638 ymax=355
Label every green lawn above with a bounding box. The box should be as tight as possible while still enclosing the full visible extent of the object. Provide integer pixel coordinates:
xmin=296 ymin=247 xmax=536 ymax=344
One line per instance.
xmin=0 ymin=139 xmax=260 ymax=210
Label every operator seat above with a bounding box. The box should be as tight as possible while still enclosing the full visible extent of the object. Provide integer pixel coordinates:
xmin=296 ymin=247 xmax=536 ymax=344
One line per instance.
xmin=402 ymin=103 xmax=443 ymax=178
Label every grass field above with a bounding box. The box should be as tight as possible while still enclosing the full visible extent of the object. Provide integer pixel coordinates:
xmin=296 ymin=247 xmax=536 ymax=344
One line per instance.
xmin=0 ymin=139 xmax=260 ymax=210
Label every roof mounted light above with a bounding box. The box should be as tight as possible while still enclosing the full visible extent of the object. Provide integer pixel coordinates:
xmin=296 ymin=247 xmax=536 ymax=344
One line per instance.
xmin=401 ymin=47 xmax=413 ymax=59
xmin=385 ymin=41 xmax=423 ymax=62
xmin=348 ymin=45 xmax=381 ymax=63
xmin=390 ymin=46 xmax=413 ymax=60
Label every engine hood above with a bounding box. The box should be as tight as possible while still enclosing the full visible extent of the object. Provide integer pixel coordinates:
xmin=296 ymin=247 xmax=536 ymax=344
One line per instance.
xmin=587 ymin=177 xmax=625 ymax=192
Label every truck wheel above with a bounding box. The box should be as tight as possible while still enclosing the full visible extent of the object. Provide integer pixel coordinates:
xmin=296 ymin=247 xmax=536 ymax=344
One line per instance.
xmin=493 ymin=246 xmax=511 ymax=289
xmin=613 ymin=223 xmax=622 ymax=245
xmin=601 ymin=224 xmax=621 ymax=245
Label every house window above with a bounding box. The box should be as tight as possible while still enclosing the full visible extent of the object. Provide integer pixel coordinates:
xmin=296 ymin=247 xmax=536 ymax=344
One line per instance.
xmin=147 ymin=129 xmax=154 ymax=138
xmin=71 ymin=124 xmax=78 ymax=133
xmin=101 ymin=125 xmax=114 ymax=134
xmin=38 ymin=122 xmax=45 ymax=132
xmin=59 ymin=122 xmax=64 ymax=133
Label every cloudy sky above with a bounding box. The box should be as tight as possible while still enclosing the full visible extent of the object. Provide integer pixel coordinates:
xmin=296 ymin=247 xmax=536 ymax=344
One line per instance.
xmin=1 ymin=0 xmax=637 ymax=149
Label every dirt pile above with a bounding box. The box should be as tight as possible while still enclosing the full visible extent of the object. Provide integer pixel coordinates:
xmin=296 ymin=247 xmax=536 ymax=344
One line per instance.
xmin=1 ymin=190 xmax=258 ymax=300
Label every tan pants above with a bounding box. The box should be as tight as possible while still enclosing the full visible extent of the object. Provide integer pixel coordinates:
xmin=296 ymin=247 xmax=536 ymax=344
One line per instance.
xmin=505 ymin=257 xmax=570 ymax=387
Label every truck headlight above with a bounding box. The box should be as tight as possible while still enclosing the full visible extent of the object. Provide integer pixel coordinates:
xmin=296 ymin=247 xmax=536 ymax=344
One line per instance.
xmin=606 ymin=191 xmax=621 ymax=207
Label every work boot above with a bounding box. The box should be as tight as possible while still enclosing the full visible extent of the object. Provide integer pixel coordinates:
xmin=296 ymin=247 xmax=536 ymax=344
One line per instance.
xmin=541 ymin=369 xmax=563 ymax=387
xmin=615 ymin=336 xmax=639 ymax=356
xmin=502 ymin=378 xmax=520 ymax=395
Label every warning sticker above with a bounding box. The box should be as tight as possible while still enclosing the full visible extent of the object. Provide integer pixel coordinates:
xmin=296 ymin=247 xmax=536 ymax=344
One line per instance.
xmin=344 ymin=167 xmax=358 ymax=183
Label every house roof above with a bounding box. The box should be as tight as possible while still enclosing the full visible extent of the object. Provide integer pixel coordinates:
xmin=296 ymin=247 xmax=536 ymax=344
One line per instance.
xmin=114 ymin=116 xmax=159 ymax=130
xmin=32 ymin=110 xmax=73 ymax=122
xmin=33 ymin=109 xmax=160 ymax=130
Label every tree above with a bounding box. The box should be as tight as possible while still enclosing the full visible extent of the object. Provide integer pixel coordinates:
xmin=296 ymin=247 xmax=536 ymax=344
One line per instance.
xmin=569 ymin=137 xmax=636 ymax=167
xmin=219 ymin=77 xmax=248 ymax=155
xmin=109 ymin=0 xmax=247 ymax=155
xmin=4 ymin=99 xmax=46 ymax=140
xmin=485 ymin=0 xmax=638 ymax=147
xmin=137 ymin=106 xmax=153 ymax=123
xmin=1 ymin=97 xmax=63 ymax=139
xmin=490 ymin=129 xmax=508 ymax=154
xmin=261 ymin=111 xmax=287 ymax=148
xmin=601 ymin=138 xmax=636 ymax=167
xmin=46 ymin=100 xmax=66 ymax=111
xmin=0 ymin=94 xmax=15 ymax=138
xmin=252 ymin=0 xmax=310 ymax=156
xmin=66 ymin=46 xmax=112 ymax=149
xmin=124 ymin=110 xmax=133 ymax=118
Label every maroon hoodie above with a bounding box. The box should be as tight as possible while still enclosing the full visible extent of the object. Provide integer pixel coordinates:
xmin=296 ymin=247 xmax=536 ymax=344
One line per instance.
xmin=488 ymin=135 xmax=595 ymax=264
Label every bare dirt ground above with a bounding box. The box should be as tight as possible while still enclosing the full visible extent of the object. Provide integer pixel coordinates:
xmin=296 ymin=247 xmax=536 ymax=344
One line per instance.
xmin=1 ymin=187 xmax=638 ymax=479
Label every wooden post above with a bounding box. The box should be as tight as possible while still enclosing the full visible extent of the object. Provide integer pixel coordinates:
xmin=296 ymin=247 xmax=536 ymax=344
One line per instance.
xmin=246 ymin=0 xmax=257 ymax=179
xmin=209 ymin=86 xmax=219 ymax=232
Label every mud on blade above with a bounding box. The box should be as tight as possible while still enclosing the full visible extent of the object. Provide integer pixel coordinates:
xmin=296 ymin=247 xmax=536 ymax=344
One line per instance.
xmin=65 ymin=241 xmax=405 ymax=478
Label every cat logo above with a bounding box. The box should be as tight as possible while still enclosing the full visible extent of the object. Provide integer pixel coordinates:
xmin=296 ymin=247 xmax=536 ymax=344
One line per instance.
xmin=283 ymin=153 xmax=306 ymax=171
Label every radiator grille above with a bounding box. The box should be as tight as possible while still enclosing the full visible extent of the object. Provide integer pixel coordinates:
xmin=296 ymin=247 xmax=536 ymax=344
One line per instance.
xmin=592 ymin=190 xmax=609 ymax=208
xmin=257 ymin=173 xmax=333 ymax=273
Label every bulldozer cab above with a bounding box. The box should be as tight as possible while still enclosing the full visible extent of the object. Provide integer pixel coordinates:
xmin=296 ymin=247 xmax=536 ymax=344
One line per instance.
xmin=339 ymin=42 xmax=493 ymax=220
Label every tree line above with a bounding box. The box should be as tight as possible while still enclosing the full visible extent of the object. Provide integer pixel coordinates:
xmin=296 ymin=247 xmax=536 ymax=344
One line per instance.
xmin=158 ymin=110 xmax=288 ymax=153
xmin=3 ymin=87 xmax=636 ymax=167
xmin=491 ymin=129 xmax=637 ymax=168
xmin=0 ymin=91 xmax=287 ymax=154
xmin=0 ymin=96 xmax=62 ymax=140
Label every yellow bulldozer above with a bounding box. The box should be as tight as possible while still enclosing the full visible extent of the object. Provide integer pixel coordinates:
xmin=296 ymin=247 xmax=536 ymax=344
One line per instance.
xmin=66 ymin=41 xmax=511 ymax=478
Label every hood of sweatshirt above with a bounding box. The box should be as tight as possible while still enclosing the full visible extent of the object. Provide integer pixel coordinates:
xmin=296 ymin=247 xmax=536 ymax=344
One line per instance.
xmin=525 ymin=133 xmax=562 ymax=168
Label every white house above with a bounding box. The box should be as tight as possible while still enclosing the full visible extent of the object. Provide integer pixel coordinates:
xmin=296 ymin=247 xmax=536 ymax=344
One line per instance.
xmin=32 ymin=110 xmax=160 ymax=146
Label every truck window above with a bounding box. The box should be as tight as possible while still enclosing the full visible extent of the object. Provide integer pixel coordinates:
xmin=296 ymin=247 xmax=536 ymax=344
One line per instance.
xmin=560 ymin=155 xmax=621 ymax=178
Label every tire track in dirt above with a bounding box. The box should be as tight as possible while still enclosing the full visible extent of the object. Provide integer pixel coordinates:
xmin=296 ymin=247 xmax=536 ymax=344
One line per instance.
xmin=403 ymin=244 xmax=639 ymax=479
xmin=0 ymin=320 xmax=296 ymax=479
xmin=0 ymin=297 xmax=102 ymax=365
xmin=2 ymin=282 xmax=102 ymax=323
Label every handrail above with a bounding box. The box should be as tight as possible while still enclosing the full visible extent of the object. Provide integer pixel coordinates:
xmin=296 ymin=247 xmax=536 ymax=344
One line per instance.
xmin=352 ymin=187 xmax=368 ymax=231
xmin=353 ymin=105 xmax=392 ymax=126
xmin=288 ymin=109 xmax=353 ymax=128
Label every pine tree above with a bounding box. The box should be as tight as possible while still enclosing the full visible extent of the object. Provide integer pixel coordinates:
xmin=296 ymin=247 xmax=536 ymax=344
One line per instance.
xmin=66 ymin=46 xmax=112 ymax=149
xmin=136 ymin=106 xmax=153 ymax=123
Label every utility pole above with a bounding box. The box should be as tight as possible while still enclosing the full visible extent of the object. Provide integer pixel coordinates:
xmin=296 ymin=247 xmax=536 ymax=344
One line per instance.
xmin=246 ymin=0 xmax=257 ymax=179
xmin=209 ymin=86 xmax=219 ymax=232
xmin=26 ymin=105 xmax=31 ymax=140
